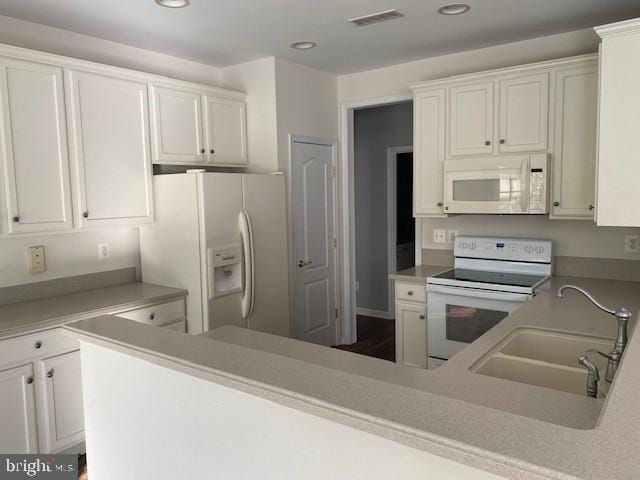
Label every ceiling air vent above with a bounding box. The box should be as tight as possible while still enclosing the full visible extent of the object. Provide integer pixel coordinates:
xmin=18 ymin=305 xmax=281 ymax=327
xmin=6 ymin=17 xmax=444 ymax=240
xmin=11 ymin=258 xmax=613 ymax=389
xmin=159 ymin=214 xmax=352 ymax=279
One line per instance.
xmin=348 ymin=9 xmax=405 ymax=27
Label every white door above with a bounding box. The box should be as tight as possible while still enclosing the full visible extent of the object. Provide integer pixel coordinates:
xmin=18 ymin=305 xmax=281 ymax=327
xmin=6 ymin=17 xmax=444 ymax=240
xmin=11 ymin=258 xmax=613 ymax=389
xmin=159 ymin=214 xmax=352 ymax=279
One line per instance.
xmin=449 ymin=81 xmax=494 ymax=156
xmin=498 ymin=73 xmax=549 ymax=153
xmin=151 ymin=85 xmax=204 ymax=164
xmin=552 ymin=65 xmax=598 ymax=218
xmin=292 ymin=140 xmax=337 ymax=346
xmin=413 ymin=88 xmax=446 ymax=215
xmin=395 ymin=301 xmax=427 ymax=368
xmin=0 ymin=58 xmax=73 ymax=234
xmin=67 ymin=70 xmax=153 ymax=227
xmin=38 ymin=351 xmax=84 ymax=453
xmin=203 ymin=95 xmax=247 ymax=166
xmin=0 ymin=363 xmax=38 ymax=453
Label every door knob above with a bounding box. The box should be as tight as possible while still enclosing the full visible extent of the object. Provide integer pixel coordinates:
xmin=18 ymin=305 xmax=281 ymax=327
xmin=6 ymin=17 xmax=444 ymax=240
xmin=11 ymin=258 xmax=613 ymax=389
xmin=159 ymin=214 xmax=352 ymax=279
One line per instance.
xmin=297 ymin=260 xmax=312 ymax=268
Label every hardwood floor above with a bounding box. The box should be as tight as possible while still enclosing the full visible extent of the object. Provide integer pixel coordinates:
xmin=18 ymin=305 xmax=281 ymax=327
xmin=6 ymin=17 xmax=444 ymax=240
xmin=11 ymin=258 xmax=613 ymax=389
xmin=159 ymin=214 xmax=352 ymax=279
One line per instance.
xmin=334 ymin=315 xmax=395 ymax=362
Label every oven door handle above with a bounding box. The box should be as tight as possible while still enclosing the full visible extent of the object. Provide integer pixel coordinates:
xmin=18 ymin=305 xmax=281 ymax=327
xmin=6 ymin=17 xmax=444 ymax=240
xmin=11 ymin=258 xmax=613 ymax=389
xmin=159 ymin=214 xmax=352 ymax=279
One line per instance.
xmin=427 ymin=284 xmax=530 ymax=302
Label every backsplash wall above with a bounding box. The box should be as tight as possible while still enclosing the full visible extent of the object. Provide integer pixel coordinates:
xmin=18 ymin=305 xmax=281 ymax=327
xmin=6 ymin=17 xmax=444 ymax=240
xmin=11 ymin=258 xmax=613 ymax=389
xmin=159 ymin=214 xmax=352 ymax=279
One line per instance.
xmin=0 ymin=228 xmax=141 ymax=288
xmin=422 ymin=215 xmax=640 ymax=260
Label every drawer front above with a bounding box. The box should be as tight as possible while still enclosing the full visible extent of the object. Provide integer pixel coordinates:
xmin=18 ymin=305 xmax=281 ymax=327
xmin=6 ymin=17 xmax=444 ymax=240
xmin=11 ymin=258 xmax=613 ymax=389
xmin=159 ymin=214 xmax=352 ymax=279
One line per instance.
xmin=116 ymin=299 xmax=185 ymax=327
xmin=0 ymin=329 xmax=79 ymax=368
xmin=396 ymin=282 xmax=426 ymax=303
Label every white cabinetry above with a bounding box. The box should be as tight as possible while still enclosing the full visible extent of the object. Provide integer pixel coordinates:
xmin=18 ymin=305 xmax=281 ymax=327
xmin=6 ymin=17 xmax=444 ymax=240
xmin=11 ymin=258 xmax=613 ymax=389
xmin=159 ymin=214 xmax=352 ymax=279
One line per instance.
xmin=413 ymin=88 xmax=446 ymax=216
xmin=394 ymin=282 xmax=427 ymax=369
xmin=595 ymin=19 xmax=640 ymax=226
xmin=203 ymin=95 xmax=247 ymax=166
xmin=150 ymin=86 xmax=205 ymax=164
xmin=38 ymin=351 xmax=84 ymax=453
xmin=449 ymin=82 xmax=494 ymax=156
xmin=67 ymin=69 xmax=153 ymax=227
xmin=551 ymin=64 xmax=598 ymax=219
xmin=498 ymin=73 xmax=549 ymax=153
xmin=0 ymin=58 xmax=73 ymax=234
xmin=0 ymin=363 xmax=38 ymax=453
xmin=150 ymin=84 xmax=247 ymax=167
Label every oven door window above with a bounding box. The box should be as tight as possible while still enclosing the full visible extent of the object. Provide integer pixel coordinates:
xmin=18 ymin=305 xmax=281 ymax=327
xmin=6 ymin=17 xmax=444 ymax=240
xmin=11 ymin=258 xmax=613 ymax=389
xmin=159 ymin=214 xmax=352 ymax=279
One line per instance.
xmin=445 ymin=305 xmax=508 ymax=344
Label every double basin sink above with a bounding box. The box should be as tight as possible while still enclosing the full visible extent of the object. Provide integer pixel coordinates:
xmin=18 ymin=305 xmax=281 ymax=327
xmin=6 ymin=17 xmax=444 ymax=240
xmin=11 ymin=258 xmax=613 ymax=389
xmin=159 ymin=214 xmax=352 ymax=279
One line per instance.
xmin=472 ymin=328 xmax=613 ymax=397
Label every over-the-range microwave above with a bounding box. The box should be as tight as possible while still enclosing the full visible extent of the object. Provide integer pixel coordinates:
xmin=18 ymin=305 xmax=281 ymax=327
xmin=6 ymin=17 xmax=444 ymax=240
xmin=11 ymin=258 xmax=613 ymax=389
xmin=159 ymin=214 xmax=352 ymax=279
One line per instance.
xmin=443 ymin=153 xmax=549 ymax=215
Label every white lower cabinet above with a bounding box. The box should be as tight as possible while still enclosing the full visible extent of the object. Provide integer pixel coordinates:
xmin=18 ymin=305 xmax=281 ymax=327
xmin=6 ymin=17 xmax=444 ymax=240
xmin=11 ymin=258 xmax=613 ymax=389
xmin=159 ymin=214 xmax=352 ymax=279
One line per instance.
xmin=0 ymin=363 xmax=39 ymax=453
xmin=38 ymin=350 xmax=84 ymax=453
xmin=395 ymin=282 xmax=428 ymax=369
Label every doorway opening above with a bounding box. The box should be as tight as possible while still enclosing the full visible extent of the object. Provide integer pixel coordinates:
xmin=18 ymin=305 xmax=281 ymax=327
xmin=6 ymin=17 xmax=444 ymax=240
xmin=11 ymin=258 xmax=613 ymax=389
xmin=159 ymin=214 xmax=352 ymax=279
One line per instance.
xmin=334 ymin=101 xmax=419 ymax=361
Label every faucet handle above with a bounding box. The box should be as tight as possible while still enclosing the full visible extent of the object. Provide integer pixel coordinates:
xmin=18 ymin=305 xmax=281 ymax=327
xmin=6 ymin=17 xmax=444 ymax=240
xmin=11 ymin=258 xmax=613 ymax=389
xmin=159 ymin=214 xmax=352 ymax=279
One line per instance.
xmin=586 ymin=349 xmax=621 ymax=383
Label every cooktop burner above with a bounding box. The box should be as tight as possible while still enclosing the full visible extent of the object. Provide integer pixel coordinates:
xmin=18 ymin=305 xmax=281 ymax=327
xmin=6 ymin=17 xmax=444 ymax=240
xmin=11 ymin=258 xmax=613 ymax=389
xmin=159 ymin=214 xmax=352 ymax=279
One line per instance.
xmin=430 ymin=268 xmax=547 ymax=288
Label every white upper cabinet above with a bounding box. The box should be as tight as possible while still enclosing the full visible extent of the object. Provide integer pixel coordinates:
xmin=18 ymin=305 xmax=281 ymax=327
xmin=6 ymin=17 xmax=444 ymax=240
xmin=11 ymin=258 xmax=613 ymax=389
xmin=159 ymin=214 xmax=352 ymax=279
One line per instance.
xmin=0 ymin=58 xmax=73 ymax=234
xmin=595 ymin=19 xmax=640 ymax=226
xmin=551 ymin=64 xmax=598 ymax=219
xmin=203 ymin=95 xmax=247 ymax=166
xmin=414 ymin=88 xmax=446 ymax=216
xmin=498 ymin=73 xmax=549 ymax=153
xmin=449 ymin=82 xmax=494 ymax=156
xmin=67 ymin=69 xmax=153 ymax=227
xmin=150 ymin=85 xmax=205 ymax=164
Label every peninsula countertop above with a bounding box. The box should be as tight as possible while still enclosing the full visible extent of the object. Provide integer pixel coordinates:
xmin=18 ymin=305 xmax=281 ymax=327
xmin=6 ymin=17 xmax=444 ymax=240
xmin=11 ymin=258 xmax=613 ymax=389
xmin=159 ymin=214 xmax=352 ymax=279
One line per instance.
xmin=0 ymin=282 xmax=187 ymax=341
xmin=388 ymin=264 xmax=450 ymax=283
xmin=64 ymin=275 xmax=640 ymax=480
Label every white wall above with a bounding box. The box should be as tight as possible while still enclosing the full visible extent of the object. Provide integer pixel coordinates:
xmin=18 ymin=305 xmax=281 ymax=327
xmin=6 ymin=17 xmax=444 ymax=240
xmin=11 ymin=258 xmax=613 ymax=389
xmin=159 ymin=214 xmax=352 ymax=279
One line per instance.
xmin=80 ymin=343 xmax=505 ymax=480
xmin=221 ymin=57 xmax=279 ymax=173
xmin=0 ymin=15 xmax=222 ymax=85
xmin=355 ymin=103 xmax=412 ymax=313
xmin=338 ymin=28 xmax=599 ymax=103
xmin=0 ymin=228 xmax=140 ymax=288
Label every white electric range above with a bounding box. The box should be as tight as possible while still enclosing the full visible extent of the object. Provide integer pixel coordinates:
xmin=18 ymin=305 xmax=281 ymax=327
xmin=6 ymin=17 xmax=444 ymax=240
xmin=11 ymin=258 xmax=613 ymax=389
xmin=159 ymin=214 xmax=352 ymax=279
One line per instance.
xmin=426 ymin=236 xmax=552 ymax=369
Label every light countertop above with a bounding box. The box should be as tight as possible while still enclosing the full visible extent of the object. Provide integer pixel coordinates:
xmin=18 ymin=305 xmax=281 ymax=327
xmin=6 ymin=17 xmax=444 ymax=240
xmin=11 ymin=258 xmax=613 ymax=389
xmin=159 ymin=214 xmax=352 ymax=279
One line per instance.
xmin=0 ymin=282 xmax=187 ymax=341
xmin=64 ymin=275 xmax=640 ymax=479
xmin=388 ymin=264 xmax=450 ymax=283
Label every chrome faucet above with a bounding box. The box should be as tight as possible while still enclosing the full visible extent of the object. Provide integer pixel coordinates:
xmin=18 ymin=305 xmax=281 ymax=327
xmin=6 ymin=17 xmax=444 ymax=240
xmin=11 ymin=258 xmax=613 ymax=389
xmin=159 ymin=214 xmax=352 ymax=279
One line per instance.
xmin=578 ymin=354 xmax=600 ymax=398
xmin=557 ymin=284 xmax=632 ymax=382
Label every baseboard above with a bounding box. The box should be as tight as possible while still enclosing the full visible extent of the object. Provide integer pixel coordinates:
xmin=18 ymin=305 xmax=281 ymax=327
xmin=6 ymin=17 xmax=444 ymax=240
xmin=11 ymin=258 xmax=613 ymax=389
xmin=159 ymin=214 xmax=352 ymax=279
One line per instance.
xmin=356 ymin=307 xmax=393 ymax=320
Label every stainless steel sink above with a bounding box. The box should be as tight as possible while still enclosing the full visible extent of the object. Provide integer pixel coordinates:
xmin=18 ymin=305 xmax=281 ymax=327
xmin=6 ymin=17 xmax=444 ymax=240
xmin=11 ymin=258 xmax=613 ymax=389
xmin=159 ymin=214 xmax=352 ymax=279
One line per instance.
xmin=472 ymin=328 xmax=614 ymax=397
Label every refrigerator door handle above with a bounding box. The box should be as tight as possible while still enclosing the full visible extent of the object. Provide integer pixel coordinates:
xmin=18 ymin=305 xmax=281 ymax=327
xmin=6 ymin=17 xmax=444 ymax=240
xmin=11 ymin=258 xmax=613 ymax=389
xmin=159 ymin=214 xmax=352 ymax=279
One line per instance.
xmin=239 ymin=210 xmax=255 ymax=321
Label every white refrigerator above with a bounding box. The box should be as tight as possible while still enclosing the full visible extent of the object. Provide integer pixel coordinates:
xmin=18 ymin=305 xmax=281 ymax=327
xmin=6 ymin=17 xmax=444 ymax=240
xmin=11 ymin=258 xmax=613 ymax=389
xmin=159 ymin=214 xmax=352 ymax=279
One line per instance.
xmin=140 ymin=172 xmax=290 ymax=336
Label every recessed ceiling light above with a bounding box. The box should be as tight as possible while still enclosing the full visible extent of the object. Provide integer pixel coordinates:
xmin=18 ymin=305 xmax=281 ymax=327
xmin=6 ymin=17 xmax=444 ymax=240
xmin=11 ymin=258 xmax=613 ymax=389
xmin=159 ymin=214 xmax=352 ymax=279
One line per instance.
xmin=438 ymin=4 xmax=470 ymax=15
xmin=155 ymin=0 xmax=190 ymax=8
xmin=290 ymin=41 xmax=317 ymax=50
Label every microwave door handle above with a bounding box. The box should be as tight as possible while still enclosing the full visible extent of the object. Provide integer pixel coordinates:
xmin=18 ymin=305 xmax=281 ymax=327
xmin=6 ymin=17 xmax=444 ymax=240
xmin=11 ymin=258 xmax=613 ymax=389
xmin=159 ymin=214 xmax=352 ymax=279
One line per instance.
xmin=521 ymin=159 xmax=530 ymax=213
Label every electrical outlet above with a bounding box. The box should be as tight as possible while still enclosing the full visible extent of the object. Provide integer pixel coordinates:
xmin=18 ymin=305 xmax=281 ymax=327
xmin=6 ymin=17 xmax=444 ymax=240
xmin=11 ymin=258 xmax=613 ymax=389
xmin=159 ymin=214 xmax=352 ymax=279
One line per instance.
xmin=433 ymin=229 xmax=446 ymax=244
xmin=98 ymin=243 xmax=111 ymax=260
xmin=448 ymin=230 xmax=459 ymax=244
xmin=28 ymin=246 xmax=46 ymax=274
xmin=355 ymin=281 xmax=360 ymax=292
xmin=625 ymin=235 xmax=639 ymax=253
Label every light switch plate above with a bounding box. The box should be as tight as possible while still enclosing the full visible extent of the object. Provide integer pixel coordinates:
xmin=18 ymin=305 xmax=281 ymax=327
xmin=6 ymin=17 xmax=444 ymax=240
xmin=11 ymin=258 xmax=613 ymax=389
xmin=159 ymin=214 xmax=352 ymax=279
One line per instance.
xmin=625 ymin=235 xmax=639 ymax=253
xmin=28 ymin=245 xmax=46 ymax=274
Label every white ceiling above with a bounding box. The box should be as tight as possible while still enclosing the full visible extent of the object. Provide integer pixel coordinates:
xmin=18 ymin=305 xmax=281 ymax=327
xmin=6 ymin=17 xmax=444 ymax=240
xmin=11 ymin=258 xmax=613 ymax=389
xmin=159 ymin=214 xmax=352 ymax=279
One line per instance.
xmin=0 ymin=0 xmax=639 ymax=74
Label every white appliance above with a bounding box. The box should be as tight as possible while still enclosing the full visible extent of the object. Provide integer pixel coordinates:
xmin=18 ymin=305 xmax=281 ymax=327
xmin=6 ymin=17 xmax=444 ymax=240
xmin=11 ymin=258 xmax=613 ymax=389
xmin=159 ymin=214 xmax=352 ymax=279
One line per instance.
xmin=443 ymin=154 xmax=549 ymax=214
xmin=139 ymin=172 xmax=290 ymax=336
xmin=426 ymin=236 xmax=552 ymax=369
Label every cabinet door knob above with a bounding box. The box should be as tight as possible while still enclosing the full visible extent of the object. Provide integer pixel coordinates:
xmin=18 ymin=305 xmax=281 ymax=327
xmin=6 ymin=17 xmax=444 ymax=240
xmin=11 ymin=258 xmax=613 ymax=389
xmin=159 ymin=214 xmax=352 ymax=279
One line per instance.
xmin=553 ymin=201 xmax=560 ymax=207
xmin=46 ymin=369 xmax=54 ymax=379
xmin=500 ymin=139 xmax=506 ymax=144
xmin=407 ymin=291 xmax=414 ymax=296
xmin=437 ymin=202 xmax=443 ymax=207
xmin=200 ymin=148 xmax=205 ymax=154
xmin=589 ymin=205 xmax=594 ymax=211
xmin=210 ymin=149 xmax=215 ymax=154
xmin=485 ymin=140 xmax=491 ymax=146
xmin=419 ymin=315 xmax=425 ymax=320
xmin=83 ymin=211 xmax=89 ymax=218
xmin=34 ymin=341 xmax=42 ymax=349
xmin=150 ymin=313 xmax=155 ymax=320
xmin=26 ymin=376 xmax=34 ymax=385
xmin=12 ymin=215 xmax=19 ymax=222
